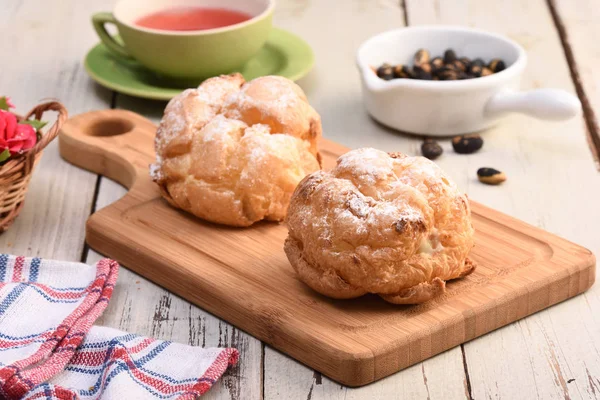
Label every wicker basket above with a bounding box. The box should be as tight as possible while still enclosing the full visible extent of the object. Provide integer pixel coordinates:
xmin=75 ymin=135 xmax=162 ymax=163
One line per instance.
xmin=0 ymin=101 xmax=68 ymax=232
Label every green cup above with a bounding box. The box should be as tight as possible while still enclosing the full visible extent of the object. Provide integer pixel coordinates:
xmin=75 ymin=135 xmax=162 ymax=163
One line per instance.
xmin=92 ymin=0 xmax=274 ymax=82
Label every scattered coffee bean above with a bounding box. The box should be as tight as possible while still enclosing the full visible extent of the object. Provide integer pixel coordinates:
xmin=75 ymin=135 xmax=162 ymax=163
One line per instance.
xmin=374 ymin=51 xmax=506 ymax=81
xmin=421 ymin=139 xmax=443 ymax=160
xmin=477 ymin=167 xmax=506 ymax=185
xmin=488 ymin=59 xmax=506 ymax=73
xmin=452 ymin=134 xmax=484 ymax=154
xmin=414 ymin=49 xmax=431 ymax=67
xmin=443 ymin=49 xmax=457 ymax=64
xmin=376 ymin=63 xmax=394 ymax=80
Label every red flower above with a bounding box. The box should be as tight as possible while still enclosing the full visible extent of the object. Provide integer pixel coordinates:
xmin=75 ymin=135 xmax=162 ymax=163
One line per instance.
xmin=0 ymin=110 xmax=37 ymax=155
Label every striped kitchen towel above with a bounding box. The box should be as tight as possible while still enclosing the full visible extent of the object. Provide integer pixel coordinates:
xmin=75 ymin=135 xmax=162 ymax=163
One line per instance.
xmin=0 ymin=255 xmax=238 ymax=399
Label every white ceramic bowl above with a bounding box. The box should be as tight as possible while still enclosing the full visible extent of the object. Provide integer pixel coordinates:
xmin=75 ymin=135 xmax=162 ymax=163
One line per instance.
xmin=356 ymin=26 xmax=581 ymax=136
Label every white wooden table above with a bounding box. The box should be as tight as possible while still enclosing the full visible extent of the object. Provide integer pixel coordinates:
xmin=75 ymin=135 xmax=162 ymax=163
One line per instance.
xmin=2 ymin=0 xmax=600 ymax=398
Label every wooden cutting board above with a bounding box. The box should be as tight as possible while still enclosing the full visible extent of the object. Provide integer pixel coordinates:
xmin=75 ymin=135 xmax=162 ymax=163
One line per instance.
xmin=59 ymin=110 xmax=595 ymax=387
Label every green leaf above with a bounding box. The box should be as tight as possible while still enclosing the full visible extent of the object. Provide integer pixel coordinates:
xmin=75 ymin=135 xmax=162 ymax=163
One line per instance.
xmin=0 ymin=97 xmax=11 ymax=111
xmin=22 ymin=120 xmax=48 ymax=131
xmin=0 ymin=149 xmax=10 ymax=163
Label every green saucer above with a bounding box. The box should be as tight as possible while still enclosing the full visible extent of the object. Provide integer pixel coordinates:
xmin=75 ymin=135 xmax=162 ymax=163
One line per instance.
xmin=84 ymin=27 xmax=314 ymax=101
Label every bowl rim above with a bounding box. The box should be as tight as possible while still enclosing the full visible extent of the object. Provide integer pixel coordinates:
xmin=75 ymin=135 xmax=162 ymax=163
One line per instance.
xmin=114 ymin=0 xmax=275 ymax=36
xmin=356 ymin=25 xmax=527 ymax=92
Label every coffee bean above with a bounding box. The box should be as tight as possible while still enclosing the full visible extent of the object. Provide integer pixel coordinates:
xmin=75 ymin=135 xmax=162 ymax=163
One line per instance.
xmin=471 ymin=58 xmax=485 ymax=68
xmin=452 ymin=59 xmax=467 ymax=72
xmin=376 ymin=52 xmax=506 ymax=81
xmin=442 ymin=62 xmax=460 ymax=72
xmin=477 ymin=167 xmax=506 ymax=185
xmin=421 ymin=139 xmax=443 ymax=160
xmin=415 ymin=63 xmax=432 ymax=74
xmin=444 ymin=49 xmax=457 ymax=64
xmin=452 ymin=134 xmax=484 ymax=154
xmin=377 ymin=64 xmax=394 ymax=80
xmin=467 ymin=59 xmax=483 ymax=74
xmin=488 ymin=59 xmax=506 ymax=73
xmin=469 ymin=65 xmax=483 ymax=77
xmin=414 ymin=49 xmax=431 ymax=67
xmin=431 ymin=57 xmax=444 ymax=70
xmin=413 ymin=67 xmax=433 ymax=80
xmin=393 ymin=64 xmax=411 ymax=78
xmin=437 ymin=68 xmax=460 ymax=80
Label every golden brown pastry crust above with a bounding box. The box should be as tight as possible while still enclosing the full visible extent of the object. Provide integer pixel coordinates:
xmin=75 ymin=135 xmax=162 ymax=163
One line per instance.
xmin=223 ymin=76 xmax=321 ymax=156
xmin=151 ymin=74 xmax=322 ymax=227
xmin=284 ymin=148 xmax=475 ymax=304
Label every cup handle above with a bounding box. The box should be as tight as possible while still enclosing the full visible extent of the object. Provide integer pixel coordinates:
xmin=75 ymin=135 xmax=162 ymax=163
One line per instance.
xmin=92 ymin=12 xmax=132 ymax=59
xmin=485 ymin=89 xmax=581 ymax=121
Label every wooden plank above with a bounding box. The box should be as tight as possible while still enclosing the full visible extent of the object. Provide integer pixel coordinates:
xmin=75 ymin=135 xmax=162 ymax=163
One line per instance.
xmin=549 ymin=0 xmax=600 ymax=166
xmin=407 ymin=0 xmax=600 ymax=398
xmin=86 ymin=110 xmax=263 ymax=398
xmin=264 ymin=347 xmax=469 ymax=400
xmin=264 ymin=1 xmax=468 ymax=397
xmin=0 ymin=0 xmax=111 ymax=259
xmin=6 ymin=0 xmax=598 ymax=398
xmin=107 ymin=0 xmax=432 ymax=393
xmin=108 ymin=0 xmax=429 ymax=394
xmin=59 ymin=108 xmax=594 ymax=388
xmin=272 ymin=0 xmax=421 ymax=155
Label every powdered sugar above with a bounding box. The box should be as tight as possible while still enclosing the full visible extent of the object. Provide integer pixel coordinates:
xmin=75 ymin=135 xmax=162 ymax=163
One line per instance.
xmin=154 ymin=89 xmax=195 ymax=151
xmin=242 ymin=124 xmax=291 ymax=166
xmin=195 ymin=74 xmax=244 ymax=106
xmin=335 ymin=148 xmax=395 ymax=186
xmin=149 ymin=74 xmax=321 ymax=226
xmin=236 ymin=90 xmax=299 ymax=115
xmin=149 ymin=161 xmax=162 ymax=181
xmin=154 ymin=76 xmax=244 ymax=153
xmin=201 ymin=115 xmax=247 ymax=142
xmin=395 ymin=204 xmax=423 ymax=222
xmin=153 ymin=75 xmax=310 ymax=170
xmin=224 ymin=76 xmax=307 ymax=127
xmin=244 ymin=123 xmax=271 ymax=137
xmin=248 ymin=146 xmax=268 ymax=167
xmin=347 ymin=195 xmax=370 ymax=218
xmin=295 ymin=148 xmax=452 ymax=246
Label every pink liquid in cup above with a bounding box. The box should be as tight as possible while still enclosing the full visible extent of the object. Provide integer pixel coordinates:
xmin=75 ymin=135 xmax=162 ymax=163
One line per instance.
xmin=135 ymin=7 xmax=253 ymax=31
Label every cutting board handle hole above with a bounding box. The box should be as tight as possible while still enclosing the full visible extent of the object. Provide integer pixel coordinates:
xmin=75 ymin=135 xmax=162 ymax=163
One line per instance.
xmin=88 ymin=117 xmax=135 ymax=137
